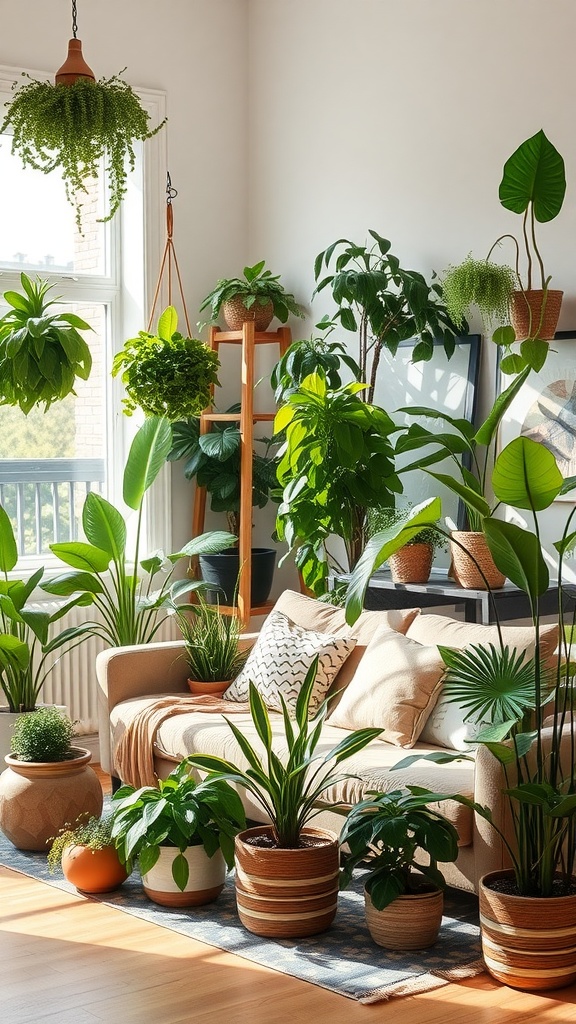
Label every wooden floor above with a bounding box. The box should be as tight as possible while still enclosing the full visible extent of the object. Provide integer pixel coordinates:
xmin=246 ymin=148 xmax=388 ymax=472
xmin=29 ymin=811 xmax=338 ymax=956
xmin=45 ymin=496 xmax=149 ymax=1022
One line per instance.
xmin=1 ymin=769 xmax=576 ymax=1024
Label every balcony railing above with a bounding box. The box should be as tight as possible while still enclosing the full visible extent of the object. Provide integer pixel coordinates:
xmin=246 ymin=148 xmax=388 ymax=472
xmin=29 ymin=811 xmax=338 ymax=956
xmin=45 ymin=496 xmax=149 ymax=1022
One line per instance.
xmin=0 ymin=459 xmax=105 ymax=557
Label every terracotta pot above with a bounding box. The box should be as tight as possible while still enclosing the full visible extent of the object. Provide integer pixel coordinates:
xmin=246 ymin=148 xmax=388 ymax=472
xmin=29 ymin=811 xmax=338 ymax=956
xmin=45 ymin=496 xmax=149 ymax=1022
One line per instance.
xmin=222 ymin=296 xmax=274 ymax=332
xmin=450 ymin=531 xmax=506 ymax=590
xmin=62 ymin=844 xmax=129 ymax=894
xmin=364 ymin=886 xmax=443 ymax=950
xmin=389 ymin=543 xmax=433 ymax=584
xmin=141 ymin=844 xmax=227 ymax=907
xmin=187 ymin=678 xmax=232 ymax=697
xmin=234 ymin=825 xmax=339 ymax=938
xmin=0 ymin=748 xmax=103 ymax=851
xmin=510 ymin=289 xmax=563 ymax=341
xmin=479 ymin=870 xmax=576 ymax=991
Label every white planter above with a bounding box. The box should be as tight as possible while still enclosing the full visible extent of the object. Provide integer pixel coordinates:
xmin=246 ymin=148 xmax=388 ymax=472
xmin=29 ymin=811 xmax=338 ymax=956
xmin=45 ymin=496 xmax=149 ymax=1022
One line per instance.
xmin=141 ymin=844 xmax=227 ymax=907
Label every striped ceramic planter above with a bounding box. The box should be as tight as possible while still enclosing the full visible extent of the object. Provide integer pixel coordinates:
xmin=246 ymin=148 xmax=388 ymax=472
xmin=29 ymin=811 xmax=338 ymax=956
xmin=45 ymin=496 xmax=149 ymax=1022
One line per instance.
xmin=234 ymin=825 xmax=339 ymax=938
xmin=479 ymin=870 xmax=576 ymax=991
xmin=142 ymin=845 xmax=227 ymax=908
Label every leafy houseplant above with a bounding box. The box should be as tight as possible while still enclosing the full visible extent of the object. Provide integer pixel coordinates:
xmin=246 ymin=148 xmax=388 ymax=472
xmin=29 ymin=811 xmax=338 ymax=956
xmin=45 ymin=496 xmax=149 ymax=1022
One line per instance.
xmin=112 ymin=306 xmax=220 ymax=420
xmin=441 ymin=256 xmax=517 ymax=338
xmin=366 ymin=503 xmax=444 ymax=584
xmin=1 ymin=72 xmax=166 ymax=231
xmin=170 ymin=596 xmax=249 ymax=693
xmin=111 ymin=760 xmax=246 ymax=906
xmin=10 ymin=706 xmax=74 ymax=762
xmin=40 ymin=416 xmax=237 ymax=647
xmin=314 ymin=230 xmax=462 ymax=402
xmin=270 ymin=317 xmax=360 ymax=403
xmin=198 ymin=260 xmax=305 ymax=332
xmin=47 ymin=812 xmax=128 ymax=893
xmin=0 ymin=273 xmax=93 ymax=414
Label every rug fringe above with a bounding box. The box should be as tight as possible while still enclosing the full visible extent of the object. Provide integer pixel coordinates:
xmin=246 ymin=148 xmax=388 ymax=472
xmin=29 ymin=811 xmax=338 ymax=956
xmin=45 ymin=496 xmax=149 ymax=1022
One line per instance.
xmin=359 ymin=960 xmax=486 ymax=1004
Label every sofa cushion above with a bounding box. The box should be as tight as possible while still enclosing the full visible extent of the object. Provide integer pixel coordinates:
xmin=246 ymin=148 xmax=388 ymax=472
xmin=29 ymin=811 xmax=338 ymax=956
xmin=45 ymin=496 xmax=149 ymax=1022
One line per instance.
xmin=223 ymin=609 xmax=356 ymax=714
xmin=326 ymin=626 xmax=447 ymax=747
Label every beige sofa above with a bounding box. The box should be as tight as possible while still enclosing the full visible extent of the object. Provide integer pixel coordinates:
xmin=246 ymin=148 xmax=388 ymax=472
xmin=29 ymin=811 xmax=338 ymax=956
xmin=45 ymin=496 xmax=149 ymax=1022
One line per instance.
xmin=96 ymin=590 xmax=560 ymax=894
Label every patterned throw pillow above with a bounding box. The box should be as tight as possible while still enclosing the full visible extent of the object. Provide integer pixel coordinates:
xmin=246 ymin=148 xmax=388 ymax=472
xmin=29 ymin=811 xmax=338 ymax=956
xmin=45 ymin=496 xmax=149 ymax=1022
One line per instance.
xmin=223 ymin=610 xmax=357 ymax=715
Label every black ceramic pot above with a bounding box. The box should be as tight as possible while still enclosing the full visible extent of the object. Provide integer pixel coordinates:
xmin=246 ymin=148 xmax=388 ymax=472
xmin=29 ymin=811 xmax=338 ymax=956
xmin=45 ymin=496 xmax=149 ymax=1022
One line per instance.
xmin=198 ymin=547 xmax=276 ymax=607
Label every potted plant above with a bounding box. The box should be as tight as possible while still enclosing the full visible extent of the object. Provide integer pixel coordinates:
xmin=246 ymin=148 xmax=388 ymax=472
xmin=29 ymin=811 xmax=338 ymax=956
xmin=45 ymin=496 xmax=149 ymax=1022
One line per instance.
xmin=186 ymin=658 xmax=382 ymax=938
xmin=48 ymin=811 xmax=128 ymax=893
xmin=170 ymin=596 xmax=249 ymax=696
xmin=314 ymin=230 xmax=461 ymax=402
xmin=0 ymin=707 xmax=103 ymax=851
xmin=270 ymin=316 xmax=360 ymax=403
xmin=366 ymin=503 xmax=444 ymax=584
xmin=168 ymin=414 xmax=279 ymax=606
xmin=111 ymin=760 xmax=246 ymax=907
xmin=198 ymin=260 xmax=305 ymax=332
xmin=41 ymin=415 xmax=237 ymax=646
xmin=441 ymin=256 xmax=517 ymax=343
xmin=112 ymin=306 xmax=220 ymax=420
xmin=0 ymin=273 xmax=93 ymax=414
xmin=338 ymin=787 xmax=460 ymax=950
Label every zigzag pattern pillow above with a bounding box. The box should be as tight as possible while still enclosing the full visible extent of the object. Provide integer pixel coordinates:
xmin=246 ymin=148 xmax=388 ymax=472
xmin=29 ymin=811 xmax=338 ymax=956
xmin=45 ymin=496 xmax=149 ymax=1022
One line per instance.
xmin=223 ymin=610 xmax=357 ymax=715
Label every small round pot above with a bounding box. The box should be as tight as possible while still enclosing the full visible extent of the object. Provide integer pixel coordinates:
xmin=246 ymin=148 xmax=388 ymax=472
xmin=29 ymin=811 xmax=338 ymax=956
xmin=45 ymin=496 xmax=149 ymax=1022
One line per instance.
xmin=364 ymin=887 xmax=443 ymax=950
xmin=141 ymin=844 xmax=227 ymax=908
xmin=62 ymin=844 xmax=129 ymax=894
xmin=223 ymin=296 xmax=274 ymax=332
xmin=187 ymin=678 xmax=232 ymax=697
xmin=234 ymin=825 xmax=339 ymax=939
xmin=479 ymin=869 xmax=576 ymax=991
xmin=389 ymin=543 xmax=433 ymax=584
xmin=450 ymin=531 xmax=506 ymax=590
xmin=510 ymin=289 xmax=563 ymax=341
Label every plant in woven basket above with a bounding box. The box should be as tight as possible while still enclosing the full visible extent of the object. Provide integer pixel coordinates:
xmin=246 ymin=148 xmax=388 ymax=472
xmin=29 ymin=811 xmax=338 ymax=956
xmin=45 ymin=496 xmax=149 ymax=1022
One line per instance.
xmin=112 ymin=306 xmax=220 ymax=420
xmin=198 ymin=261 xmax=305 ymax=330
xmin=10 ymin=706 xmax=75 ymax=763
xmin=366 ymin=503 xmax=443 ymax=550
xmin=170 ymin=596 xmax=248 ymax=683
xmin=0 ymin=273 xmax=92 ymax=414
xmin=1 ymin=71 xmax=166 ymax=231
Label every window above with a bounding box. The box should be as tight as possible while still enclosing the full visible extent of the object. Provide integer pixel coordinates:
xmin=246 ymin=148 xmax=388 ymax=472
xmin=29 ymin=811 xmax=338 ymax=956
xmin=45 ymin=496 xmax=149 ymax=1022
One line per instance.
xmin=0 ymin=64 xmax=168 ymax=566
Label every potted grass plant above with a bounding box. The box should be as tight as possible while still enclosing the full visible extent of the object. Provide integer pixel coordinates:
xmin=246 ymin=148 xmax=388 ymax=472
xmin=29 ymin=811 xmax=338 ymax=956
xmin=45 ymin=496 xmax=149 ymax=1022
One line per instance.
xmin=48 ymin=811 xmax=128 ymax=894
xmin=170 ymin=596 xmax=249 ymax=696
xmin=198 ymin=260 xmax=305 ymax=332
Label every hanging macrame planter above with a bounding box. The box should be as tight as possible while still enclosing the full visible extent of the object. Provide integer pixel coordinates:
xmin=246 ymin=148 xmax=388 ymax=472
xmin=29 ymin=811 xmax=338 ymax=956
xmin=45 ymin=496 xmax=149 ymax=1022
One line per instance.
xmin=0 ymin=0 xmax=166 ymax=231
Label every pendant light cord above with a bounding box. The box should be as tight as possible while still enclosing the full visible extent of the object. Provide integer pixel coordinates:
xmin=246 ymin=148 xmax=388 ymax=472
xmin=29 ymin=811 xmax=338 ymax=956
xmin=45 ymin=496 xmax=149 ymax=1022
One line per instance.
xmin=71 ymin=0 xmax=78 ymax=38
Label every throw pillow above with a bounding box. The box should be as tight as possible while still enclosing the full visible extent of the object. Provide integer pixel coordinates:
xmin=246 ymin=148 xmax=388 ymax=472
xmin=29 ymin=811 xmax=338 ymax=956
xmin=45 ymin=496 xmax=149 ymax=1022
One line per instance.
xmin=223 ymin=609 xmax=357 ymax=715
xmin=419 ymin=696 xmax=489 ymax=752
xmin=326 ymin=626 xmax=447 ymax=747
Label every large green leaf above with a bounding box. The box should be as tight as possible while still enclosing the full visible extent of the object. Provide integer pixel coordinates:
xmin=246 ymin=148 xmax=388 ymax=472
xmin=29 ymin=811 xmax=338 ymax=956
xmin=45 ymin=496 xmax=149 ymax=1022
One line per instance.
xmin=50 ymin=541 xmax=111 ymax=573
xmin=499 ymin=130 xmax=566 ymax=222
xmin=0 ymin=505 xmax=17 ymax=573
xmin=82 ymin=493 xmax=127 ymax=563
xmin=123 ymin=416 xmax=173 ymax=511
xmin=427 ymin=472 xmax=491 ymax=519
xmin=157 ymin=305 xmax=178 ymax=342
xmin=474 ymin=365 xmax=531 ymax=447
xmin=492 ymin=436 xmax=562 ymax=511
xmin=483 ymin=517 xmax=549 ymax=600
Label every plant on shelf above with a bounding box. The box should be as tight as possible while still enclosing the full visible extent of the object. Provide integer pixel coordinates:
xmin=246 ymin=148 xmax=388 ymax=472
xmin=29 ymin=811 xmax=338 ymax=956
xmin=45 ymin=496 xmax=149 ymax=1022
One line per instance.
xmin=112 ymin=305 xmax=220 ymax=420
xmin=10 ymin=705 xmax=75 ymax=762
xmin=1 ymin=71 xmax=166 ymax=231
xmin=169 ymin=596 xmax=249 ymax=695
xmin=111 ymin=760 xmax=246 ymax=907
xmin=0 ymin=273 xmax=93 ymax=414
xmin=338 ymin=787 xmax=460 ymax=949
xmin=186 ymin=657 xmax=382 ymax=937
xmin=198 ymin=260 xmax=305 ymax=332
xmin=314 ymin=229 xmax=462 ymax=402
xmin=274 ymin=370 xmax=401 ymax=595
xmin=40 ymin=416 xmax=236 ymax=647
xmin=366 ymin=503 xmax=444 ymax=584
xmin=270 ymin=316 xmax=360 ymax=403
xmin=47 ymin=811 xmax=129 ymax=893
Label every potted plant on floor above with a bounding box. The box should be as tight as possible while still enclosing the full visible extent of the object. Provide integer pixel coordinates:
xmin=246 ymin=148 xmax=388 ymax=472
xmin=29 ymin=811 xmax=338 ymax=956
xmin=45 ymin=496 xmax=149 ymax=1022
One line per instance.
xmin=0 ymin=707 xmax=103 ymax=851
xmin=48 ymin=811 xmax=129 ymax=893
xmin=338 ymin=787 xmax=460 ymax=950
xmin=186 ymin=658 xmax=382 ymax=938
xmin=199 ymin=260 xmax=305 ymax=332
xmin=111 ymin=760 xmax=246 ymax=907
xmin=170 ymin=595 xmax=250 ymax=696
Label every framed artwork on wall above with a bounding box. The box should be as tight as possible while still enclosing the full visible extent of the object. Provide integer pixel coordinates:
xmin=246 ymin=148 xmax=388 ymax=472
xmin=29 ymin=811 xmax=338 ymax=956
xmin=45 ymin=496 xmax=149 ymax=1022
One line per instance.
xmin=373 ymin=335 xmax=480 ymax=540
xmin=498 ymin=331 xmax=576 ymax=502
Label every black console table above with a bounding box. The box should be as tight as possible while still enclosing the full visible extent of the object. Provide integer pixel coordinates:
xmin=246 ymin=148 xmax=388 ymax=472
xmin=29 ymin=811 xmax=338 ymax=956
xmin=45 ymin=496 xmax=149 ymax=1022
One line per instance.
xmin=333 ymin=569 xmax=559 ymax=625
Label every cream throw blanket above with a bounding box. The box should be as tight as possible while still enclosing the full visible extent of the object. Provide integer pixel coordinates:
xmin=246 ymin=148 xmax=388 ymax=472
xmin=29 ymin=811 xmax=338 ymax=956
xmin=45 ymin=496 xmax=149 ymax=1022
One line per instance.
xmin=114 ymin=695 xmax=250 ymax=789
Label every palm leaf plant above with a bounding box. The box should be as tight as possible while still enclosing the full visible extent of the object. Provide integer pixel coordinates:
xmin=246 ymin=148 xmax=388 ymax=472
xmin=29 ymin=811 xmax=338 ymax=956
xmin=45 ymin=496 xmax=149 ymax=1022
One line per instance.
xmin=40 ymin=416 xmax=236 ymax=647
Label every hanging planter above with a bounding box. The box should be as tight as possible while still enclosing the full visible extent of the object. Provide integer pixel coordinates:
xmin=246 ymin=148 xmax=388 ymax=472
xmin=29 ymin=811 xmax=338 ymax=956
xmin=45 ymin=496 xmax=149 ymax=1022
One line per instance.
xmin=0 ymin=0 xmax=166 ymax=231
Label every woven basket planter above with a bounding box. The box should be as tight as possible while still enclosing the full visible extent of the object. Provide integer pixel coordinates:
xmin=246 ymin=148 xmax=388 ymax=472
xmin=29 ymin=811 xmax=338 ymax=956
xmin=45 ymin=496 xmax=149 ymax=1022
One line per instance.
xmin=510 ymin=289 xmax=563 ymax=341
xmin=450 ymin=531 xmax=506 ymax=590
xmin=222 ymin=296 xmax=274 ymax=331
xmin=389 ymin=543 xmax=433 ymax=584
xmin=480 ymin=870 xmax=576 ymax=991
xmin=364 ymin=886 xmax=444 ymax=950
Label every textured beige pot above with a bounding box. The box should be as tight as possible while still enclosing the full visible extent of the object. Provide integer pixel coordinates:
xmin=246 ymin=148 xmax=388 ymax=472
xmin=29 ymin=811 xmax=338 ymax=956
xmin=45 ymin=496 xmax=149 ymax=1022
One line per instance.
xmin=510 ymin=289 xmax=563 ymax=341
xmin=364 ymin=887 xmax=444 ymax=950
xmin=0 ymin=748 xmax=103 ymax=851
xmin=389 ymin=543 xmax=433 ymax=584
xmin=450 ymin=531 xmax=506 ymax=590
xmin=141 ymin=844 xmax=227 ymax=908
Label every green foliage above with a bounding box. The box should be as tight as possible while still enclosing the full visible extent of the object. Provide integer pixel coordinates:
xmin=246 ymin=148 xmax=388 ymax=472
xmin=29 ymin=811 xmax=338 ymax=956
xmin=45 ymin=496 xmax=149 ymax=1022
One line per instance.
xmin=441 ymin=256 xmax=517 ymax=333
xmin=0 ymin=273 xmax=93 ymax=414
xmin=171 ymin=597 xmax=248 ymax=682
xmin=111 ymin=760 xmax=246 ymax=888
xmin=168 ymin=412 xmax=279 ymax=537
xmin=41 ymin=416 xmax=237 ymax=647
xmin=338 ymin=788 xmax=460 ymax=910
xmin=1 ymin=72 xmax=166 ymax=230
xmin=366 ymin=502 xmax=444 ymax=551
xmin=314 ymin=230 xmax=462 ymax=402
xmin=11 ymin=706 xmax=75 ymax=762
xmin=112 ymin=306 xmax=220 ymax=420
xmin=270 ymin=317 xmax=360 ymax=403
xmin=48 ymin=812 xmax=116 ymax=873
xmin=186 ymin=658 xmax=382 ymax=849
xmin=274 ymin=371 xmax=401 ymax=594
xmin=199 ymin=260 xmax=305 ymax=328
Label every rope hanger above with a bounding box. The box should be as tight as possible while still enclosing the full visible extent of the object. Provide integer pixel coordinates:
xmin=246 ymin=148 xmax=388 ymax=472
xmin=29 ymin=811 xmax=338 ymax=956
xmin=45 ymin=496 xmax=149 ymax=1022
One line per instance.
xmin=147 ymin=172 xmax=192 ymax=336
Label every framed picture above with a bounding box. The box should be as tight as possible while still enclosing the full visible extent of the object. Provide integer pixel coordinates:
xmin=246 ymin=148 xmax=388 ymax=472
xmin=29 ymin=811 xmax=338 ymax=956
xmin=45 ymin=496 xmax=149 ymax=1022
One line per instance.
xmin=373 ymin=335 xmax=481 ymax=537
xmin=498 ymin=331 xmax=576 ymax=501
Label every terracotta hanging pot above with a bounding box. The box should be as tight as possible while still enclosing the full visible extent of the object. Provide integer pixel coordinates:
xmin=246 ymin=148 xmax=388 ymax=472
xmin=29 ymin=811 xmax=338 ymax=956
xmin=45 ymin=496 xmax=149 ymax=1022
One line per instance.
xmin=62 ymin=844 xmax=129 ymax=893
xmin=234 ymin=825 xmax=339 ymax=938
xmin=54 ymin=39 xmax=95 ymax=86
xmin=389 ymin=543 xmax=433 ymax=584
xmin=364 ymin=886 xmax=444 ymax=950
xmin=141 ymin=844 xmax=227 ymax=907
xmin=510 ymin=289 xmax=563 ymax=341
xmin=479 ymin=870 xmax=576 ymax=991
xmin=222 ymin=296 xmax=274 ymax=332
xmin=450 ymin=531 xmax=506 ymax=590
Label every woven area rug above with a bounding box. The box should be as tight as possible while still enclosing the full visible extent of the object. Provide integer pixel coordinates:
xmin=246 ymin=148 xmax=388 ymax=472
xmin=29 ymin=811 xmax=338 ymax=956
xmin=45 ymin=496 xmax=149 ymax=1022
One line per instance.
xmin=0 ymin=831 xmax=485 ymax=1003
